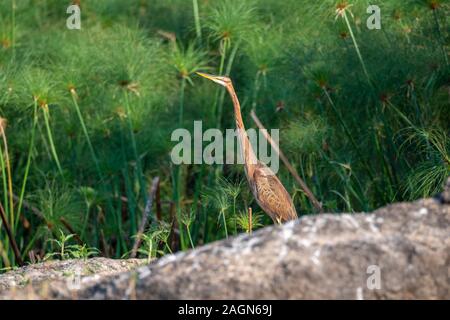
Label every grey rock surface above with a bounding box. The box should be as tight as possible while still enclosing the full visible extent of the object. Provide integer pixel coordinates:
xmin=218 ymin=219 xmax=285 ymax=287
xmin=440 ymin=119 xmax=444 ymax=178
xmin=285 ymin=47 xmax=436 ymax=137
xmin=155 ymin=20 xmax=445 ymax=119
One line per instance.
xmin=1 ymin=193 xmax=449 ymax=300
xmin=0 ymin=258 xmax=144 ymax=294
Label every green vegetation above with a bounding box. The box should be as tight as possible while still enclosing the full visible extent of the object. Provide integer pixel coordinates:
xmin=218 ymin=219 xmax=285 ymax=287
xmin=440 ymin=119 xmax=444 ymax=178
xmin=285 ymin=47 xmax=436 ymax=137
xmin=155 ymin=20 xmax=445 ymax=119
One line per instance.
xmin=0 ymin=0 xmax=448 ymax=269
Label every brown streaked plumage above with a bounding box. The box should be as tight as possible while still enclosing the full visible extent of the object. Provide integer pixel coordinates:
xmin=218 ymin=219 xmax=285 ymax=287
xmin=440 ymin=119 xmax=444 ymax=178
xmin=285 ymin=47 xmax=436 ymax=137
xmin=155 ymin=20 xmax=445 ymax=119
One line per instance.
xmin=197 ymin=72 xmax=298 ymax=224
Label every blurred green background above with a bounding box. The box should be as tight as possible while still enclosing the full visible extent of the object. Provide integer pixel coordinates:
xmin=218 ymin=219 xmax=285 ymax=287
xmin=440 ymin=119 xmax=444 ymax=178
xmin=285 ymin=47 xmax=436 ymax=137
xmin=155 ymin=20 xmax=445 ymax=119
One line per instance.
xmin=0 ymin=0 xmax=448 ymax=268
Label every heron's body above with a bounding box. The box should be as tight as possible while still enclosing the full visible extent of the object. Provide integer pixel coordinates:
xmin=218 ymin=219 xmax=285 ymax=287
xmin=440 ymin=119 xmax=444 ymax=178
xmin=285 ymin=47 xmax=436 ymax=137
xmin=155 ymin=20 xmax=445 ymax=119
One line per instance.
xmin=249 ymin=162 xmax=298 ymax=223
xmin=197 ymin=72 xmax=298 ymax=224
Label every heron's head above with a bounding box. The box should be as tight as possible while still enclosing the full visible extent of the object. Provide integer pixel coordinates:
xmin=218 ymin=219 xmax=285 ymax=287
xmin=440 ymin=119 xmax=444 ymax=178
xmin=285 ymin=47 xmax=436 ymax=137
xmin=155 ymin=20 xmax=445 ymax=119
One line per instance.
xmin=196 ymin=72 xmax=231 ymax=87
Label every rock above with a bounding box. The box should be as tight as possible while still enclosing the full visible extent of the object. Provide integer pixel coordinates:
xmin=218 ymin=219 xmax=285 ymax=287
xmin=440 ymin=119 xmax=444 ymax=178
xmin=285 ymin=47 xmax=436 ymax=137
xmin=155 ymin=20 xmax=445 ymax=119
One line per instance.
xmin=0 ymin=194 xmax=449 ymax=299
xmin=0 ymin=258 xmax=144 ymax=294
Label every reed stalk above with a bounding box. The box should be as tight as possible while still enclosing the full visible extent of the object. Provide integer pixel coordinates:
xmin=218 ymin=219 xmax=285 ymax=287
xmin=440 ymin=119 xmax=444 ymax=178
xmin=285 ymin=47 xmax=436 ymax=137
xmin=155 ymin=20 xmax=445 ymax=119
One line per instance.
xmin=15 ymin=100 xmax=38 ymax=231
xmin=216 ymin=40 xmax=240 ymax=128
xmin=432 ymin=9 xmax=449 ymax=66
xmin=221 ymin=209 xmax=228 ymax=238
xmin=11 ymin=0 xmax=16 ymax=59
xmin=41 ymin=106 xmax=64 ymax=176
xmin=192 ymin=0 xmax=202 ymax=43
xmin=248 ymin=207 xmax=252 ymax=234
xmin=123 ymin=93 xmax=148 ymax=207
xmin=213 ymin=39 xmax=228 ymax=128
xmin=186 ymin=224 xmax=195 ymax=249
xmin=70 ymin=89 xmax=102 ymax=179
xmin=342 ymin=11 xmax=371 ymax=85
xmin=0 ymin=119 xmax=14 ymax=227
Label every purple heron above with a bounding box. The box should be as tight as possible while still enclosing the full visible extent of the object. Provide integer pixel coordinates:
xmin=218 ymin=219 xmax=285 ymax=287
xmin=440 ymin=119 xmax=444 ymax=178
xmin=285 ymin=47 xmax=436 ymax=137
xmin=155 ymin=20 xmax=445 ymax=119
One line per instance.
xmin=197 ymin=72 xmax=298 ymax=224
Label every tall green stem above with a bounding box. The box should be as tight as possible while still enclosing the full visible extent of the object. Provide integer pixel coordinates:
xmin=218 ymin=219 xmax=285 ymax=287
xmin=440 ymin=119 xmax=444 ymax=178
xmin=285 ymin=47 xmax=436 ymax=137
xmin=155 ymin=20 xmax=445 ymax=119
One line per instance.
xmin=217 ymin=41 xmax=240 ymax=128
xmin=387 ymin=101 xmax=414 ymax=127
xmin=323 ymin=89 xmax=360 ymax=159
xmin=15 ymin=100 xmax=38 ymax=231
xmin=42 ymin=108 xmax=63 ymax=176
xmin=0 ymin=145 xmax=9 ymax=223
xmin=186 ymin=224 xmax=195 ymax=249
xmin=80 ymin=205 xmax=91 ymax=241
xmin=172 ymin=166 xmax=186 ymax=249
xmin=72 ymin=91 xmax=116 ymax=239
xmin=213 ymin=39 xmax=228 ymax=128
xmin=323 ymin=88 xmax=376 ymax=182
xmin=432 ymin=9 xmax=449 ymax=66
xmin=192 ymin=0 xmax=202 ymax=43
xmin=179 ymin=78 xmax=186 ymax=125
xmin=122 ymin=168 xmax=137 ymax=236
xmin=232 ymin=197 xmax=237 ymax=234
xmin=343 ymin=11 xmax=371 ymax=85
xmin=173 ymin=79 xmax=187 ymax=250
xmin=0 ymin=128 xmax=13 ymax=228
xmin=251 ymin=71 xmax=261 ymax=110
xmin=221 ymin=210 xmax=228 ymax=238
xmin=123 ymin=93 xmax=147 ymax=205
xmin=11 ymin=0 xmax=16 ymax=60
xmin=71 ymin=92 xmax=102 ymax=179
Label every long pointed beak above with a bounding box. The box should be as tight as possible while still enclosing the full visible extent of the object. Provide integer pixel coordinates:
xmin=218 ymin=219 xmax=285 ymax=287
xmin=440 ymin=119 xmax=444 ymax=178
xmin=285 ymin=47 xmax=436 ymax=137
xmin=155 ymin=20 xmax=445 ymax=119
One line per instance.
xmin=196 ymin=72 xmax=228 ymax=87
xmin=196 ymin=72 xmax=218 ymax=81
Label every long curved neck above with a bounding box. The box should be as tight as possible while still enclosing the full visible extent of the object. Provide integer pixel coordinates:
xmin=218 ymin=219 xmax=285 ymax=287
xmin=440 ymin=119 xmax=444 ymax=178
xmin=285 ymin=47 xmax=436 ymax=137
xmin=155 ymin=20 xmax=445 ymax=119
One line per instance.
xmin=226 ymin=83 xmax=258 ymax=175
